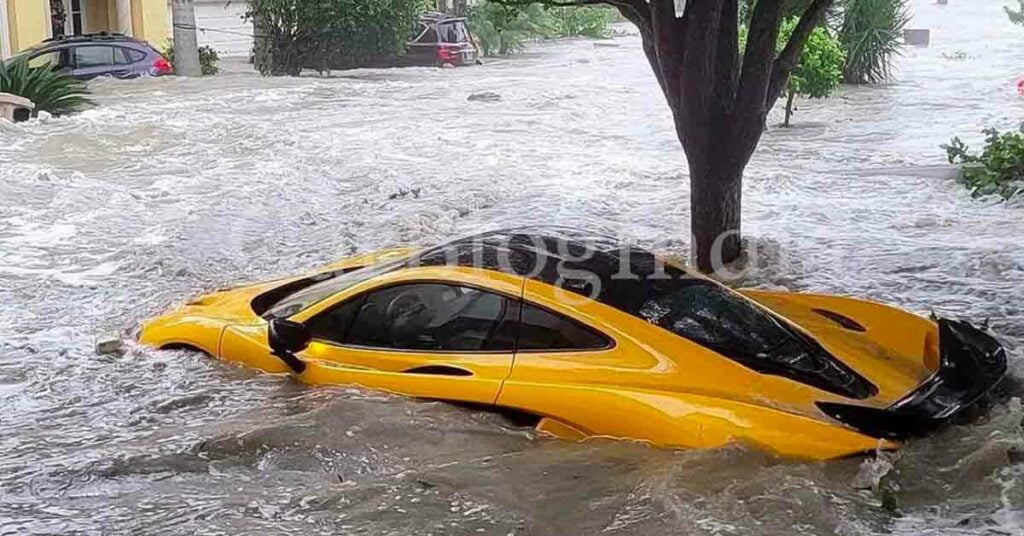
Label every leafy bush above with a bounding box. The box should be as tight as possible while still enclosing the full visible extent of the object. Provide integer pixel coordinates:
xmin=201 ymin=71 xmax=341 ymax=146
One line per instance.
xmin=0 ymin=58 xmax=91 ymax=116
xmin=549 ymin=6 xmax=616 ymax=38
xmin=161 ymin=40 xmax=220 ymax=75
xmin=469 ymin=2 xmax=555 ymax=56
xmin=468 ymin=1 xmax=615 ymax=57
xmin=246 ymin=0 xmax=428 ymax=75
xmin=740 ymin=18 xmax=845 ymax=126
xmin=838 ymin=0 xmax=909 ymax=84
xmin=943 ymin=127 xmax=1024 ymax=200
xmin=782 ymin=20 xmax=845 ymax=126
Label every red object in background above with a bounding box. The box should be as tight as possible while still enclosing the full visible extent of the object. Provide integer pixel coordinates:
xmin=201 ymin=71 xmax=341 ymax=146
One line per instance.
xmin=152 ymin=57 xmax=174 ymax=75
xmin=437 ymin=46 xmax=455 ymax=63
xmin=1018 ymin=77 xmax=1024 ymax=96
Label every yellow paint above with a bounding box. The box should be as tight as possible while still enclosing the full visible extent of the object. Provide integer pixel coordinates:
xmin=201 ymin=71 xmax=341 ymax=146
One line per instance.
xmin=129 ymin=0 xmax=166 ymax=46
xmin=140 ymin=247 xmax=935 ymax=461
xmin=5 ymin=0 xmax=48 ymax=54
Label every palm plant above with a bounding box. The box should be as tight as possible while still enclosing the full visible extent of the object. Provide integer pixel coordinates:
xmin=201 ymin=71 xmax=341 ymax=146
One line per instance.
xmin=0 ymin=58 xmax=92 ymax=116
xmin=839 ymin=0 xmax=910 ymax=84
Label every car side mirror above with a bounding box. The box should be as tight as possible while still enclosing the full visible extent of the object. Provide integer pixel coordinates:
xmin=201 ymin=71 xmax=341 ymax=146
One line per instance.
xmin=268 ymin=318 xmax=311 ymax=373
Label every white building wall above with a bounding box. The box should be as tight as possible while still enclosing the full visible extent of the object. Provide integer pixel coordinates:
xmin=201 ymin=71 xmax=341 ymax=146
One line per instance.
xmin=0 ymin=0 xmax=11 ymax=59
xmin=176 ymin=0 xmax=252 ymax=57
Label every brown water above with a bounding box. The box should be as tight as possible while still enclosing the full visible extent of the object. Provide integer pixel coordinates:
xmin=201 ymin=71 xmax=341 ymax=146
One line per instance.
xmin=1 ymin=0 xmax=1022 ymax=534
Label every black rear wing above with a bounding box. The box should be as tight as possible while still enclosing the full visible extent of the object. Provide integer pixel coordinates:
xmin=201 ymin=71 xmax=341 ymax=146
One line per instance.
xmin=816 ymin=318 xmax=1008 ymax=440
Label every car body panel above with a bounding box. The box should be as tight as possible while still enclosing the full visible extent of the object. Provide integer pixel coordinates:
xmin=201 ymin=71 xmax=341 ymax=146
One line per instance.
xmin=139 ymin=235 xmax=1005 ymax=461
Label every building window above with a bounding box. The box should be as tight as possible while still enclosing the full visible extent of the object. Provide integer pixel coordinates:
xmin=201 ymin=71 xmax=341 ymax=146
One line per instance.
xmin=68 ymin=0 xmax=84 ymax=35
xmin=50 ymin=0 xmax=85 ymax=37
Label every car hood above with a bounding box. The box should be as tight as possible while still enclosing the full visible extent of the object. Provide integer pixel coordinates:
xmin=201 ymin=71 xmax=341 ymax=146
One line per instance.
xmin=739 ymin=290 xmax=940 ymax=406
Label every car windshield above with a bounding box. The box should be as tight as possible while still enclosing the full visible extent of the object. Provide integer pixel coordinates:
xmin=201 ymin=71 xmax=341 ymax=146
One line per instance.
xmin=263 ymin=260 xmax=404 ymax=320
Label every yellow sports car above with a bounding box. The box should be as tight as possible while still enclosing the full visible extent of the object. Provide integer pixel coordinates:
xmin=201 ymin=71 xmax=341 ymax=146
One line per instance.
xmin=140 ymin=229 xmax=1007 ymax=460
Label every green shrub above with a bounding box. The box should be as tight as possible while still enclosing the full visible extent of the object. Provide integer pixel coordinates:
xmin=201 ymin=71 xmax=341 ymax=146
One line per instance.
xmin=782 ymin=20 xmax=845 ymax=126
xmin=468 ymin=1 xmax=615 ymax=57
xmin=247 ymin=0 xmax=428 ymax=75
xmin=740 ymin=18 xmax=845 ymax=126
xmin=469 ymin=2 xmax=555 ymax=56
xmin=0 ymin=58 xmax=91 ymax=116
xmin=161 ymin=40 xmax=221 ymax=75
xmin=549 ymin=6 xmax=616 ymax=38
xmin=839 ymin=0 xmax=909 ymax=84
xmin=943 ymin=127 xmax=1024 ymax=200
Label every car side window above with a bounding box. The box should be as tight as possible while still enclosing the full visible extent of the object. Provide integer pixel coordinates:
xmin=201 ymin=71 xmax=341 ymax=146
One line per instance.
xmin=28 ymin=50 xmax=68 ymax=70
xmin=112 ymin=47 xmax=134 ymax=65
xmin=307 ymin=295 xmax=366 ymax=345
xmin=416 ymin=24 xmax=439 ymax=44
xmin=124 ymin=48 xmax=147 ymax=63
xmin=516 ymin=303 xmax=611 ymax=351
xmin=439 ymin=22 xmax=469 ymax=43
xmin=326 ymin=283 xmax=515 ymax=352
xmin=73 ymin=46 xmax=116 ymax=68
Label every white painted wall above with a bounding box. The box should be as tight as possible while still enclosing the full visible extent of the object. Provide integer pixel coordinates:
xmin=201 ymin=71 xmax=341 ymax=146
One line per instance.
xmin=190 ymin=0 xmax=252 ymax=57
xmin=0 ymin=0 xmax=11 ymax=59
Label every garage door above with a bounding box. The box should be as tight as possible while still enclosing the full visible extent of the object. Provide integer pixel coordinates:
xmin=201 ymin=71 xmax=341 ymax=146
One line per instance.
xmin=193 ymin=0 xmax=252 ymax=57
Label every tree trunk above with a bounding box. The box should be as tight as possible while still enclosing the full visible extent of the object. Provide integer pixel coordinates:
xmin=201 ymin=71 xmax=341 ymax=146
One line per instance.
xmin=253 ymin=11 xmax=272 ymax=75
xmin=688 ymin=153 xmax=744 ymax=274
xmin=170 ymin=0 xmax=202 ymax=76
xmin=611 ymin=0 xmax=834 ymax=273
xmin=784 ymin=89 xmax=795 ymax=127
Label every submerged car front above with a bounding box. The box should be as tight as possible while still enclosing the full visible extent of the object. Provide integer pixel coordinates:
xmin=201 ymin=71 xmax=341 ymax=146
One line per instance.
xmin=139 ymin=248 xmax=417 ymax=367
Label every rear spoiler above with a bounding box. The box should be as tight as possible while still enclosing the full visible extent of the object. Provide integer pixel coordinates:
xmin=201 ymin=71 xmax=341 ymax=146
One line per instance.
xmin=816 ymin=318 xmax=1007 ymax=440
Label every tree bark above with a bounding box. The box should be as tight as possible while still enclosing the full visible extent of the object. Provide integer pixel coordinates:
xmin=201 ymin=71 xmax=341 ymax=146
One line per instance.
xmin=171 ymin=0 xmax=202 ymax=77
xmin=686 ymin=135 xmax=745 ymax=274
xmin=784 ymin=89 xmax=795 ymax=127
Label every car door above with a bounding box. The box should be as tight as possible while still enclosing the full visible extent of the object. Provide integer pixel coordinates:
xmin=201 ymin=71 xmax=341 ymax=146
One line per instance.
xmin=495 ymin=283 xmax=707 ymax=447
xmin=298 ymin=282 xmax=518 ymax=404
xmin=70 ymin=44 xmax=133 ymax=80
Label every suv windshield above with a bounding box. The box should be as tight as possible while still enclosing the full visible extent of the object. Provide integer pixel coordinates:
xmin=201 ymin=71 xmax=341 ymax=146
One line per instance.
xmin=262 ymin=260 xmax=404 ymax=320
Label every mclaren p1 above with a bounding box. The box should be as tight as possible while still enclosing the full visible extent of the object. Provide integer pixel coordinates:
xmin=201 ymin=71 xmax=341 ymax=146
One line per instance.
xmin=139 ymin=229 xmax=1007 ymax=460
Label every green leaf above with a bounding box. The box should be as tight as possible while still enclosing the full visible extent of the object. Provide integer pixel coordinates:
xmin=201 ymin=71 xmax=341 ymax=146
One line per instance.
xmin=0 ymin=58 xmax=93 ymax=116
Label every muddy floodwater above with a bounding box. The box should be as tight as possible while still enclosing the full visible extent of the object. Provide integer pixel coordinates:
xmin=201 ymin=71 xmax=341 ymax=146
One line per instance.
xmin=2 ymin=0 xmax=1023 ymax=534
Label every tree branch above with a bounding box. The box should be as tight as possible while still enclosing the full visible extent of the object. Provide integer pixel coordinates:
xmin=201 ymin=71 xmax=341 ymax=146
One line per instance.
xmin=714 ymin=0 xmax=739 ymax=109
xmin=733 ymin=0 xmax=784 ymax=126
xmin=768 ymin=0 xmax=834 ymax=105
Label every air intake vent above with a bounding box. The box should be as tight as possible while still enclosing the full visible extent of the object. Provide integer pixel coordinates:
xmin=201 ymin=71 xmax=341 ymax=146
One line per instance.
xmin=812 ymin=309 xmax=867 ymax=332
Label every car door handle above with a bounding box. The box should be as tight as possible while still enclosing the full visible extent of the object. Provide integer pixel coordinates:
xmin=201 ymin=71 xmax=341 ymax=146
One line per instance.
xmin=403 ymin=365 xmax=473 ymax=377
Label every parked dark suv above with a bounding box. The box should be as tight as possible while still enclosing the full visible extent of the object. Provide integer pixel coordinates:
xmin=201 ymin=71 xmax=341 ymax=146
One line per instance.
xmin=8 ymin=33 xmax=173 ymax=80
xmin=403 ymin=12 xmax=479 ymax=67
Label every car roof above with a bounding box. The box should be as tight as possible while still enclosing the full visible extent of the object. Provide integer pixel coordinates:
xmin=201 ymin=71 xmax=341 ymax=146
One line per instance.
xmin=419 ymin=11 xmax=467 ymax=24
xmin=30 ymin=33 xmax=149 ymax=51
xmin=407 ymin=227 xmax=709 ymax=316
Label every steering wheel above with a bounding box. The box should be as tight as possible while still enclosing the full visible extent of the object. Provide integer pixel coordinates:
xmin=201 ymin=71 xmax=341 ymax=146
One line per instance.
xmin=384 ymin=290 xmax=428 ymax=334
